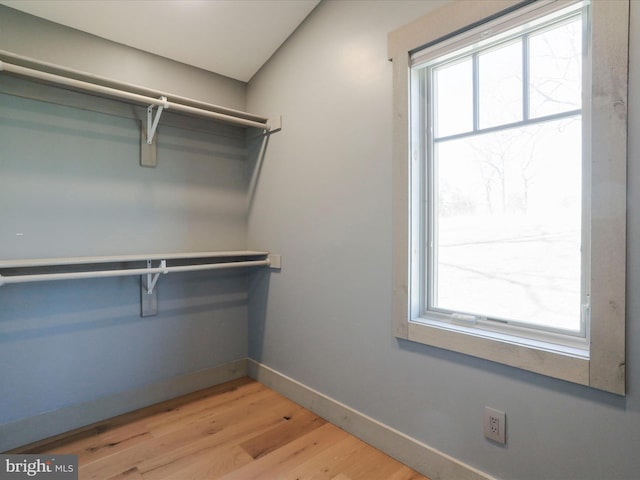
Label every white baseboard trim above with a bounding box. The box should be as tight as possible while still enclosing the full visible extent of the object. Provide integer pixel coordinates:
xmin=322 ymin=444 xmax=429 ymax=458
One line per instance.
xmin=1 ymin=358 xmax=248 ymax=452
xmin=248 ymin=359 xmax=495 ymax=480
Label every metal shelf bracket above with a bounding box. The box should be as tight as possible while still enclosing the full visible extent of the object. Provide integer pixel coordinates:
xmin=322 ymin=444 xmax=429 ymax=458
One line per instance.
xmin=141 ymin=96 xmax=167 ymax=168
xmin=147 ymin=96 xmax=168 ymax=144
xmin=141 ymin=259 xmax=167 ymax=317
xmin=144 ymin=259 xmax=168 ymax=295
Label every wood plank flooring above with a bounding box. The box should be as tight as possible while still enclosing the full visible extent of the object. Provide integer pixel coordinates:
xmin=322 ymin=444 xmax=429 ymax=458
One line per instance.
xmin=12 ymin=378 xmax=430 ymax=480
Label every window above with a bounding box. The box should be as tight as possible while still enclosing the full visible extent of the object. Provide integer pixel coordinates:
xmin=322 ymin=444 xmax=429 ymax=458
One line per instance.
xmin=416 ymin=4 xmax=586 ymax=344
xmin=389 ymin=0 xmax=628 ymax=394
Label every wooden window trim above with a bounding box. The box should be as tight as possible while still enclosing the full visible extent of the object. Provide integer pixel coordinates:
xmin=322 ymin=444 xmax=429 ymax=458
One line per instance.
xmin=389 ymin=0 xmax=628 ymax=395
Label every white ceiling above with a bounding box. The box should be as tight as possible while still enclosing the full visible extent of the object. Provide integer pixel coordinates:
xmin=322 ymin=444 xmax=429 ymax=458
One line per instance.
xmin=0 ymin=0 xmax=320 ymax=82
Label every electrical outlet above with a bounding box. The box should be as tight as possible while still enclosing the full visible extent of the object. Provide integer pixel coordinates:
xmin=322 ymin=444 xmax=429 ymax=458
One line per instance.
xmin=484 ymin=407 xmax=506 ymax=445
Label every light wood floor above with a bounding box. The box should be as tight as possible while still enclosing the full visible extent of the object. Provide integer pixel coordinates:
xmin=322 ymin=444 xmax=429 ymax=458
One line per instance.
xmin=13 ymin=377 xmax=430 ymax=480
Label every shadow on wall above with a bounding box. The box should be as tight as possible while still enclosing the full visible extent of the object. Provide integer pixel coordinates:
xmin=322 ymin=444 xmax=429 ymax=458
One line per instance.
xmin=396 ymin=336 xmax=629 ymax=411
xmin=247 ymin=130 xmax=271 ymax=216
xmin=248 ymin=267 xmax=271 ymax=363
xmin=0 ymin=269 xmax=249 ymax=343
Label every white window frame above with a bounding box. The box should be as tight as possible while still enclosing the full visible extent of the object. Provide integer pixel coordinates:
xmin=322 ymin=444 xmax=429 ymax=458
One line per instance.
xmin=389 ymin=0 xmax=628 ymax=395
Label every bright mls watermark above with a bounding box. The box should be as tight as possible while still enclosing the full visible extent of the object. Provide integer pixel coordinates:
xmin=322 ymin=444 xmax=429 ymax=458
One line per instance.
xmin=0 ymin=455 xmax=77 ymax=480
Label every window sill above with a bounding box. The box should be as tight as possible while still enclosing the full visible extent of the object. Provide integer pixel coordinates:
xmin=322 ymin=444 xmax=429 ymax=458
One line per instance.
xmin=405 ymin=318 xmax=590 ymax=386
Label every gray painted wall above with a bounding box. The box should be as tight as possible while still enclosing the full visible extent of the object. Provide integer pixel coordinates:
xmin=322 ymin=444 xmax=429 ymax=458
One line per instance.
xmin=246 ymin=1 xmax=640 ymax=479
xmin=0 ymin=6 xmax=252 ymax=443
xmin=3 ymin=1 xmax=640 ymax=477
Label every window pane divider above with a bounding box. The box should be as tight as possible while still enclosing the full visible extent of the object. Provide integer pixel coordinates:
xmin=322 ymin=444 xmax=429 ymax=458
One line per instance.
xmin=522 ymin=35 xmax=531 ymax=122
xmin=433 ymin=108 xmax=581 ymax=143
xmin=472 ymin=52 xmax=480 ymax=132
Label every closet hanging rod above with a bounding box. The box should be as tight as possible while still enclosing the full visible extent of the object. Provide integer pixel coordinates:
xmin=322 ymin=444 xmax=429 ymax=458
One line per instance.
xmin=0 ymin=59 xmax=270 ymax=130
xmin=0 ymin=250 xmax=270 ymax=269
xmin=0 ymin=258 xmax=271 ymax=287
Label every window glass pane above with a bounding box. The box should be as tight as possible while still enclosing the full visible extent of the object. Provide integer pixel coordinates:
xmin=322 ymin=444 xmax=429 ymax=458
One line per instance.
xmin=431 ymin=117 xmax=582 ymax=332
xmin=529 ymin=18 xmax=582 ymax=118
xmin=478 ymin=41 xmax=523 ymax=129
xmin=434 ymin=58 xmax=472 ymax=138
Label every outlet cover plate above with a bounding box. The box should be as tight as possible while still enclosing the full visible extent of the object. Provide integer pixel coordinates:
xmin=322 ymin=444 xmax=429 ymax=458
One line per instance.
xmin=484 ymin=407 xmax=506 ymax=445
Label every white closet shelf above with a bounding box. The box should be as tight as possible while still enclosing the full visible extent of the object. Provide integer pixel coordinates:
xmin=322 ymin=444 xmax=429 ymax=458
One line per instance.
xmin=0 ymin=250 xmax=279 ymax=287
xmin=0 ymin=50 xmax=282 ymax=167
xmin=0 ymin=250 xmax=281 ymax=317
xmin=0 ymin=250 xmax=270 ymax=269
xmin=0 ymin=50 xmax=277 ymax=132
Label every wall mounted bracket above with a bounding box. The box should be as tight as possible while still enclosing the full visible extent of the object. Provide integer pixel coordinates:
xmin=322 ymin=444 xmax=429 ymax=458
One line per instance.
xmin=140 ymin=123 xmax=157 ymax=167
xmin=268 ymin=115 xmax=282 ymax=134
